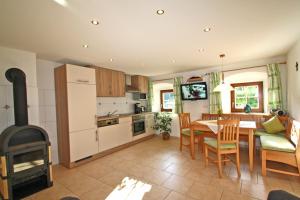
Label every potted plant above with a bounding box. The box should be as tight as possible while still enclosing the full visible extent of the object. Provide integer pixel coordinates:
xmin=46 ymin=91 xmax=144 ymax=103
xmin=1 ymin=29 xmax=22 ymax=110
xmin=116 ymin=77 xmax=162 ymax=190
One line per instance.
xmin=153 ymin=112 xmax=172 ymax=140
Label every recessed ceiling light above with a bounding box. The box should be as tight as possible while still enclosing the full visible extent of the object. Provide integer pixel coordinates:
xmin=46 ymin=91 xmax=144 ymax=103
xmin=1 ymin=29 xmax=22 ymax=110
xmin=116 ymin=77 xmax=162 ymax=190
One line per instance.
xmin=156 ymin=9 xmax=165 ymax=15
xmin=82 ymin=44 xmax=88 ymax=48
xmin=172 ymin=59 xmax=176 ymax=63
xmin=110 ymin=58 xmax=113 ymax=62
xmin=91 ymin=19 xmax=99 ymax=25
xmin=203 ymin=27 xmax=211 ymax=32
xmin=198 ymin=48 xmax=205 ymax=52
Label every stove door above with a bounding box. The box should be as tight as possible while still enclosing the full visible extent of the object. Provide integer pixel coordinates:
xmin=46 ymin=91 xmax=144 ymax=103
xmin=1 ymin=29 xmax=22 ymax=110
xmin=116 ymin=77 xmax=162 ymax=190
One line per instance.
xmin=133 ymin=120 xmax=145 ymax=136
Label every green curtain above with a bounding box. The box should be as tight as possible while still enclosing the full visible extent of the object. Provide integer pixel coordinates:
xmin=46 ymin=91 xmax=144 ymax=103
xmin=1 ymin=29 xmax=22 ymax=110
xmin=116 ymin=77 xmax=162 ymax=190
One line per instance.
xmin=267 ymin=63 xmax=283 ymax=110
xmin=147 ymin=80 xmax=154 ymax=112
xmin=173 ymin=77 xmax=183 ymax=114
xmin=209 ymin=72 xmax=222 ymax=114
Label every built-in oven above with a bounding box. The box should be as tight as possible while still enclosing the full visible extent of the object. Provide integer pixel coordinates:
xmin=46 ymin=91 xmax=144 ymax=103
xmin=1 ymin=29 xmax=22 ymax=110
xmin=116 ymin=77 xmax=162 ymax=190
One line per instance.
xmin=132 ymin=114 xmax=145 ymax=136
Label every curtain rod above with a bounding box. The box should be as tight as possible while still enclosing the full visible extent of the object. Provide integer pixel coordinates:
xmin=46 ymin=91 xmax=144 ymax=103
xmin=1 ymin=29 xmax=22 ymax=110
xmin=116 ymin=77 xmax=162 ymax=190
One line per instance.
xmin=152 ymin=61 xmax=287 ymax=82
xmin=222 ymin=61 xmax=286 ymax=73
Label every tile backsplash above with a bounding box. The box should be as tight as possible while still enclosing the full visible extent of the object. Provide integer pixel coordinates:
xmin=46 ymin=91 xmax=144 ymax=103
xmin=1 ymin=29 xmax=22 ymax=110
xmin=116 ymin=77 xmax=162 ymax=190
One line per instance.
xmin=97 ymin=93 xmax=147 ymax=116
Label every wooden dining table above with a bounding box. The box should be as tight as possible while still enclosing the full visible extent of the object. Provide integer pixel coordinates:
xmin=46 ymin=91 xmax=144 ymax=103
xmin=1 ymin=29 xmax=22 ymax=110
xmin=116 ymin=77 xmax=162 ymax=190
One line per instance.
xmin=190 ymin=120 xmax=257 ymax=172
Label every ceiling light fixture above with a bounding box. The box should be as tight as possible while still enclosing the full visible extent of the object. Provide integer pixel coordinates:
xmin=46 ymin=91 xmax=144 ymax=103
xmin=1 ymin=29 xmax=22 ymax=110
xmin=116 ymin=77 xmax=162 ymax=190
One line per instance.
xmin=91 ymin=19 xmax=99 ymax=25
xmin=172 ymin=59 xmax=176 ymax=63
xmin=156 ymin=9 xmax=165 ymax=15
xmin=199 ymin=48 xmax=205 ymax=52
xmin=203 ymin=27 xmax=211 ymax=32
xmin=110 ymin=58 xmax=113 ymax=62
xmin=213 ymin=54 xmax=234 ymax=92
xmin=82 ymin=44 xmax=89 ymax=48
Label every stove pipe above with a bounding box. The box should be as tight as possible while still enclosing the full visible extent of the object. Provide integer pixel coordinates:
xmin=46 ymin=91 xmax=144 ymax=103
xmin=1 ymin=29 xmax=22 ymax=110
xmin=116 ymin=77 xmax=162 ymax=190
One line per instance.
xmin=5 ymin=68 xmax=28 ymax=126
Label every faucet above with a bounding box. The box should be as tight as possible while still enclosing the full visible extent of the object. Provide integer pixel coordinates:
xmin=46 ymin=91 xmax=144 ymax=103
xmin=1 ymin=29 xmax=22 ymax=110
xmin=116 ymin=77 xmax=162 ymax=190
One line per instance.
xmin=107 ymin=110 xmax=118 ymax=117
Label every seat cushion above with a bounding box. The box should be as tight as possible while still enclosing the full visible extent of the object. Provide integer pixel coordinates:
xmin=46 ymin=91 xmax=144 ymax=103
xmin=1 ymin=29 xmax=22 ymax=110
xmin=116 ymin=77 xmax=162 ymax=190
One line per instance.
xmin=260 ymin=135 xmax=296 ymax=153
xmin=181 ymin=128 xmax=202 ymax=136
xmin=204 ymin=138 xmax=236 ymax=149
xmin=262 ymin=116 xmax=285 ymax=134
xmin=255 ymin=129 xmax=285 ymax=137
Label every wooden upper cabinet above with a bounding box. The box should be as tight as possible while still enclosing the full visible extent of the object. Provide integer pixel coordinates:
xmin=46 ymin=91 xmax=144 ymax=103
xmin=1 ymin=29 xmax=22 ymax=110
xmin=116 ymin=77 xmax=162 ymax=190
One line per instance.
xmin=112 ymin=70 xmax=125 ymax=96
xmin=131 ymin=75 xmax=149 ymax=93
xmin=94 ymin=67 xmax=125 ymax=97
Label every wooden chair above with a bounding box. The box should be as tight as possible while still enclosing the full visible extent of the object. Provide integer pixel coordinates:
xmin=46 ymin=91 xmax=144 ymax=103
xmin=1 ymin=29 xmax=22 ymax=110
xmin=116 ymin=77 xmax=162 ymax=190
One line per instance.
xmin=204 ymin=119 xmax=240 ymax=178
xmin=261 ymin=118 xmax=300 ymax=177
xmin=179 ymin=113 xmax=203 ymax=154
xmin=202 ymin=113 xmax=220 ymax=120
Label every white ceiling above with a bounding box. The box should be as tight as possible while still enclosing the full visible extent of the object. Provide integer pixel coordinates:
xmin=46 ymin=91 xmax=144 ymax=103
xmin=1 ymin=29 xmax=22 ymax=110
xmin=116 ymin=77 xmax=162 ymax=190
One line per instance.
xmin=1 ymin=0 xmax=300 ymax=76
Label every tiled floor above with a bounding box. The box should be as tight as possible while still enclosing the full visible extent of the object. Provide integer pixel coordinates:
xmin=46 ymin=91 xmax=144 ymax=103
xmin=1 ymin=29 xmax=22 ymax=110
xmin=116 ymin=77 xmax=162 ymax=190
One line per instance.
xmin=26 ymin=136 xmax=300 ymax=200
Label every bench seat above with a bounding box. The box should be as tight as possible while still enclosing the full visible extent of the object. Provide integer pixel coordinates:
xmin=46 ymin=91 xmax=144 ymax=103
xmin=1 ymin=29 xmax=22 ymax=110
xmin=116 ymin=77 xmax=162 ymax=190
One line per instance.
xmin=260 ymin=135 xmax=296 ymax=153
xmin=255 ymin=129 xmax=285 ymax=137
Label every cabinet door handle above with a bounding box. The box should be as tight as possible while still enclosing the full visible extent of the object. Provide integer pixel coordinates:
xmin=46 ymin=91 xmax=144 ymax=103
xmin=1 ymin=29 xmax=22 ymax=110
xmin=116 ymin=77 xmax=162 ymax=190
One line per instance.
xmin=95 ymin=130 xmax=99 ymax=141
xmin=76 ymin=79 xmax=89 ymax=83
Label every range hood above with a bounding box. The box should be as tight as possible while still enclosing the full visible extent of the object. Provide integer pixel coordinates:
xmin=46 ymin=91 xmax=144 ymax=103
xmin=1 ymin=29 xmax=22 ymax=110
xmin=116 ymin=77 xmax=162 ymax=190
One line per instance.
xmin=125 ymin=74 xmax=140 ymax=93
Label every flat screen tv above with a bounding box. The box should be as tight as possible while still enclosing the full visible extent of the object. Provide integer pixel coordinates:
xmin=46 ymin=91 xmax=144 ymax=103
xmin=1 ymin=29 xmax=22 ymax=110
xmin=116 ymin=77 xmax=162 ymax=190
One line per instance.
xmin=180 ymin=82 xmax=208 ymax=100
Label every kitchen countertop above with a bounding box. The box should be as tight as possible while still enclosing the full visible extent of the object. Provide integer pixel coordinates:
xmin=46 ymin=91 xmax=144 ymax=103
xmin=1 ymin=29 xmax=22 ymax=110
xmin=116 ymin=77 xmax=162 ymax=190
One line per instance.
xmin=96 ymin=112 xmax=154 ymax=121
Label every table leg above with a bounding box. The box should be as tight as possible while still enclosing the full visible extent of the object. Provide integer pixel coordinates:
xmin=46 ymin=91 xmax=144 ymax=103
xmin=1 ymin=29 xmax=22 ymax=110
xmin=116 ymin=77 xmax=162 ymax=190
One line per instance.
xmin=190 ymin=127 xmax=195 ymax=160
xmin=248 ymin=129 xmax=254 ymax=172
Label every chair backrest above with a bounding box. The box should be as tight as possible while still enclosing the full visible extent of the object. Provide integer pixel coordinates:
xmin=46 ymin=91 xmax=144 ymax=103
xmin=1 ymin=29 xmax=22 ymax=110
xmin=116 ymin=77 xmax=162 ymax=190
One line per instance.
xmin=217 ymin=119 xmax=240 ymax=146
xmin=202 ymin=113 xmax=219 ymax=120
xmin=179 ymin=113 xmax=191 ymax=130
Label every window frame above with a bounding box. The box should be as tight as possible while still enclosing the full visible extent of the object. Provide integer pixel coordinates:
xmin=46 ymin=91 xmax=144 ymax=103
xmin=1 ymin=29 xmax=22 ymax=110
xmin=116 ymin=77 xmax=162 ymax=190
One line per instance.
xmin=160 ymin=89 xmax=174 ymax=112
xmin=230 ymin=81 xmax=264 ymax=113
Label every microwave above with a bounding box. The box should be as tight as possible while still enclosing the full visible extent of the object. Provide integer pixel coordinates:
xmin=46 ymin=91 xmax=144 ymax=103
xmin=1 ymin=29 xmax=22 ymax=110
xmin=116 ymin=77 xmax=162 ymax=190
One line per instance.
xmin=133 ymin=93 xmax=147 ymax=100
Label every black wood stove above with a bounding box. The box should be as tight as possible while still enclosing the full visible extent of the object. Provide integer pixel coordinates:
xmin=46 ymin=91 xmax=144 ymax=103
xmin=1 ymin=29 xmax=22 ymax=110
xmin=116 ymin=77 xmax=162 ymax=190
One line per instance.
xmin=0 ymin=68 xmax=53 ymax=200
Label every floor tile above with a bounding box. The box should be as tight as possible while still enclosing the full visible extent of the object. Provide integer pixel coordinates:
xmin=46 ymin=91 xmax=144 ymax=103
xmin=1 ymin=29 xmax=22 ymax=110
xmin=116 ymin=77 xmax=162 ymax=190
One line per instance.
xmin=186 ymin=181 xmax=223 ymax=200
xmin=162 ymin=175 xmax=194 ymax=193
xmin=143 ymin=168 xmax=172 ymax=185
xmin=165 ymin=191 xmax=196 ymax=200
xmin=79 ymin=183 xmax=113 ymax=200
xmin=221 ymin=190 xmax=256 ymax=200
xmin=28 ymin=136 xmax=300 ymax=200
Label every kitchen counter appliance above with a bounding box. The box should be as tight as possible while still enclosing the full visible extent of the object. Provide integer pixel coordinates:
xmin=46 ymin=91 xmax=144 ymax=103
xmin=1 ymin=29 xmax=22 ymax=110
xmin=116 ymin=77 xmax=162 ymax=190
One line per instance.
xmin=97 ymin=118 xmax=119 ymax=128
xmin=132 ymin=115 xmax=145 ymax=136
xmin=133 ymin=92 xmax=147 ymax=101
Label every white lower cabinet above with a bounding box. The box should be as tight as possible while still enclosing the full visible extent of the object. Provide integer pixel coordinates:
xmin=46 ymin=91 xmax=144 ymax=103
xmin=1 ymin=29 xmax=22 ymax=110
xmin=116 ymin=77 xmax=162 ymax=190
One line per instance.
xmin=98 ymin=117 xmax=132 ymax=152
xmin=69 ymin=129 xmax=98 ymax=162
xmin=118 ymin=118 xmax=132 ymax=146
xmin=98 ymin=125 xmax=120 ymax=152
xmin=145 ymin=113 xmax=155 ymax=134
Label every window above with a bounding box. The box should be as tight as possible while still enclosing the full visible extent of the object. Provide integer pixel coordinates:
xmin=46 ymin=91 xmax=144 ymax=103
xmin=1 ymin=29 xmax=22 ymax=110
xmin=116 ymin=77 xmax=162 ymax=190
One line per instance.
xmin=231 ymin=81 xmax=264 ymax=113
xmin=160 ymin=89 xmax=175 ymax=112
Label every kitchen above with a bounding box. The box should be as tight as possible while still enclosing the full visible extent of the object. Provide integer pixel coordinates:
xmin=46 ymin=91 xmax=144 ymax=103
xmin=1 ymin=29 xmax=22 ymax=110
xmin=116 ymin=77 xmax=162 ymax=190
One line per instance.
xmin=1 ymin=1 xmax=300 ymax=199
xmin=54 ymin=64 xmax=155 ymax=168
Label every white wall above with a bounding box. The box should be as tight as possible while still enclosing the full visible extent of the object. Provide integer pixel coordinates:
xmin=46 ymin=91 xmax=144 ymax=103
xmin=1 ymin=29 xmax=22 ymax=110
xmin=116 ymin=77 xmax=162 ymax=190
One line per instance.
xmin=287 ymin=39 xmax=300 ymax=121
xmin=36 ymin=59 xmax=62 ymax=164
xmin=97 ymin=93 xmax=145 ymax=116
xmin=0 ymin=46 xmax=39 ymax=132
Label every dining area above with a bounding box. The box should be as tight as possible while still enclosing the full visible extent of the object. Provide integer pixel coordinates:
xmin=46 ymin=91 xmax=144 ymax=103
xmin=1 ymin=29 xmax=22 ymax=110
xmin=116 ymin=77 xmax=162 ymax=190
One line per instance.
xmin=178 ymin=113 xmax=300 ymax=180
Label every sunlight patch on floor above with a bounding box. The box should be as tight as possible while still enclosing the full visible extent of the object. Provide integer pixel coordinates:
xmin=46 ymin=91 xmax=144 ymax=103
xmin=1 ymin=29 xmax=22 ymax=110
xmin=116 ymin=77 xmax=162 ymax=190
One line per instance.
xmin=105 ymin=177 xmax=152 ymax=200
xmin=52 ymin=0 xmax=68 ymax=7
